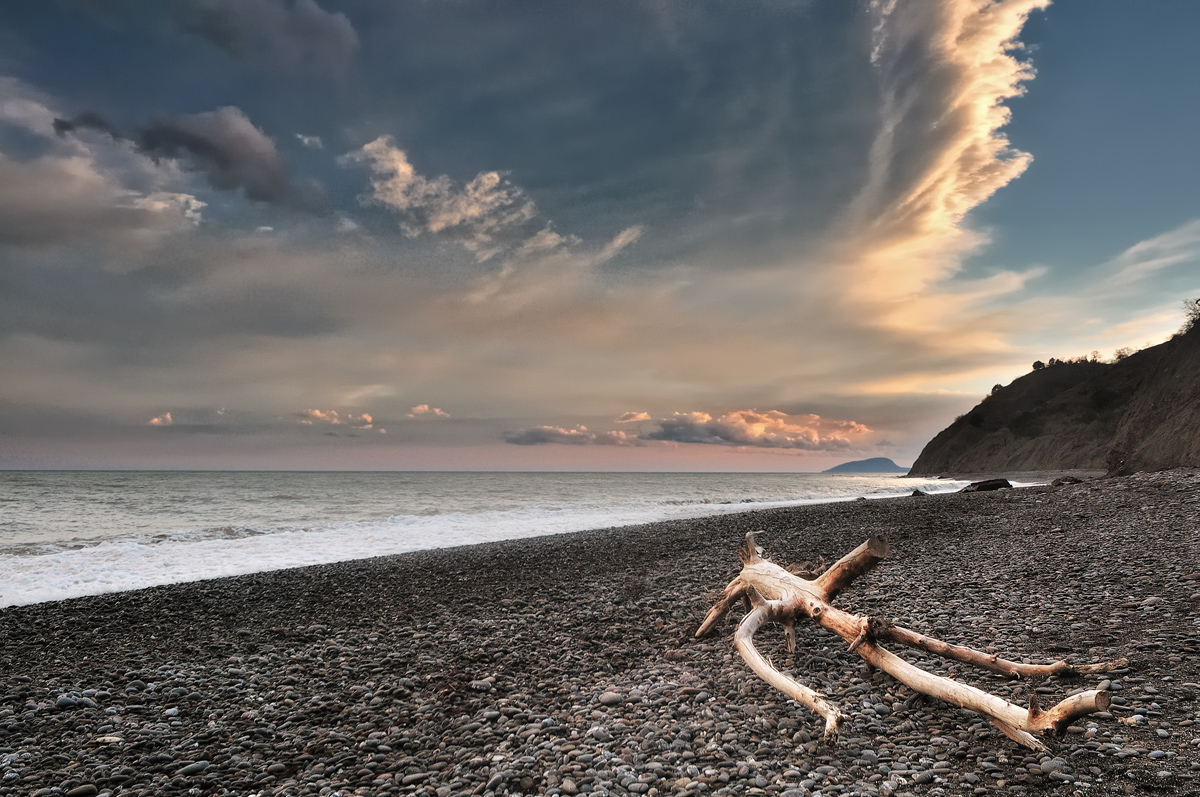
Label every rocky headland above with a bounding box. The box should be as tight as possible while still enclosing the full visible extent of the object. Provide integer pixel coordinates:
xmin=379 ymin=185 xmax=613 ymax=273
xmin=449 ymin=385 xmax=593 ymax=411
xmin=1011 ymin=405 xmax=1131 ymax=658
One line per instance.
xmin=2 ymin=470 xmax=1199 ymax=796
xmin=910 ymin=322 xmax=1200 ymax=476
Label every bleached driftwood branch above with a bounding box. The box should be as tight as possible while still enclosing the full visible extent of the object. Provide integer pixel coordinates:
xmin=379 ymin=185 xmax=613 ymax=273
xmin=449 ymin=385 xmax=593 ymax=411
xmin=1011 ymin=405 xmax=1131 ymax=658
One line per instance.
xmin=696 ymin=533 xmax=1126 ymax=750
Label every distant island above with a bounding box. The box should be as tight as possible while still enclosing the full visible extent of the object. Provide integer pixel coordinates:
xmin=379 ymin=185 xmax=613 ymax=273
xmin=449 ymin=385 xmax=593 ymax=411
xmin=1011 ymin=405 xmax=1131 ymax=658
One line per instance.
xmin=911 ymin=305 xmax=1200 ymax=476
xmin=822 ymin=457 xmax=909 ymax=474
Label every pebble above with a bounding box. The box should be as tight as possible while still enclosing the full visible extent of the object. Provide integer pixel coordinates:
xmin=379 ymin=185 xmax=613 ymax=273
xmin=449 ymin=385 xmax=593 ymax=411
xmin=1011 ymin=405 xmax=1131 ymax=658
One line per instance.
xmin=598 ymin=691 xmax=624 ymax=706
xmin=1 ymin=469 xmax=1197 ymax=795
xmin=178 ymin=761 xmax=210 ymax=776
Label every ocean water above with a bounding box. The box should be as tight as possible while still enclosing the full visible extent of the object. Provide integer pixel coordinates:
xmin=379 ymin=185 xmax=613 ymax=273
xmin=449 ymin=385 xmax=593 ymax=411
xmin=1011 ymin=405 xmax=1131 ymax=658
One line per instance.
xmin=0 ymin=471 xmax=971 ymax=607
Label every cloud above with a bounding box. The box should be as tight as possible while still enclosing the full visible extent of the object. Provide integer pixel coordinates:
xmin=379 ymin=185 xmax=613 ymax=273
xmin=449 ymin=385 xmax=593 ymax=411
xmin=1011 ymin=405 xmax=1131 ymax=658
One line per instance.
xmin=177 ymin=0 xmax=358 ymax=76
xmin=504 ymin=410 xmax=869 ymax=450
xmin=0 ymin=155 xmax=204 ymax=248
xmin=139 ymin=107 xmax=329 ymax=212
xmin=0 ymin=3 xmax=1118 ymax=469
xmin=148 ymin=412 xmax=173 ymax=426
xmin=1105 ymin=218 xmax=1200 ymax=287
xmin=646 ymin=410 xmax=871 ymax=450
xmin=503 ymin=425 xmax=636 ymax=446
xmin=297 ymin=409 xmax=373 ymax=428
xmin=514 ymin=227 xmax=579 ymax=258
xmin=407 ymin=404 xmax=449 ymax=418
xmin=55 ymin=106 xmax=329 ymax=213
xmin=295 ymin=133 xmax=323 ymax=149
xmin=833 ymin=0 xmax=1049 ymax=328
xmin=341 ymin=135 xmax=535 ymax=260
xmin=596 ymin=225 xmax=644 ymax=264
xmin=0 ymin=78 xmax=205 ymax=249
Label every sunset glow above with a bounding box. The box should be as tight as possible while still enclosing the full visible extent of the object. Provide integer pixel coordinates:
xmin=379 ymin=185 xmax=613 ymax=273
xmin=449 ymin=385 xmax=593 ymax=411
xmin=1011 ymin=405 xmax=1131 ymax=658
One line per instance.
xmin=1 ymin=1 xmax=1197 ymax=470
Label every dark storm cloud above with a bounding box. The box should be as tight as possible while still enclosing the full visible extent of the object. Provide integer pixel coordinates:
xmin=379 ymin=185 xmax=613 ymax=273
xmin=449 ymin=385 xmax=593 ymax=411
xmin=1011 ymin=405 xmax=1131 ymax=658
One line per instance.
xmin=55 ymin=107 xmax=330 ymax=213
xmin=51 ymin=112 xmax=119 ymax=139
xmin=177 ymin=0 xmax=358 ymax=75
xmin=139 ymin=108 xmax=329 ymax=212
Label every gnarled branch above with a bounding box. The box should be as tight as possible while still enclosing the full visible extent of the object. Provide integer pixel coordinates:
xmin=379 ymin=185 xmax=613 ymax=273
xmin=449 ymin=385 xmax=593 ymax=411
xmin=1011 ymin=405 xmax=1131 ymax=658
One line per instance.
xmin=696 ymin=533 xmax=1125 ymax=750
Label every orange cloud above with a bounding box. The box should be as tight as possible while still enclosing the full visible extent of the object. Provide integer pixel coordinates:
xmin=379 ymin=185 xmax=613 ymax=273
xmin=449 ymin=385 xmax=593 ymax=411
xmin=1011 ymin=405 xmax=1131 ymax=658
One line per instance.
xmin=506 ymin=410 xmax=869 ymax=451
xmin=297 ymin=409 xmax=373 ymax=427
xmin=147 ymin=412 xmax=172 ymax=426
xmin=407 ymin=404 xmax=449 ymax=418
xmin=646 ymin=409 xmax=870 ymax=450
xmin=616 ymin=411 xmax=651 ymax=423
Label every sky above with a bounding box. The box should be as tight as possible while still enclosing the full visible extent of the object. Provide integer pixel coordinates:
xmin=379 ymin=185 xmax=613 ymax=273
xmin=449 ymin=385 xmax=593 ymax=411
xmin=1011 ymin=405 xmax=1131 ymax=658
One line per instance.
xmin=0 ymin=0 xmax=1197 ymax=471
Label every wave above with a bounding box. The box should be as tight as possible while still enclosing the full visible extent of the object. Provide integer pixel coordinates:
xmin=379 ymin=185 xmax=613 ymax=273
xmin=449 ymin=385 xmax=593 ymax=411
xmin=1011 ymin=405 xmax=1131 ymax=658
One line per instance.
xmin=0 ymin=476 xmax=970 ymax=607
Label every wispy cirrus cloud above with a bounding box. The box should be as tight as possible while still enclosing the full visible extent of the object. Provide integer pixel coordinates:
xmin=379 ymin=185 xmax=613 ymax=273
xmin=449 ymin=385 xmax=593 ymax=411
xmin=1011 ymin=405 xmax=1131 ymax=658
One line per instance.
xmin=814 ymin=0 xmax=1051 ymax=355
xmin=1104 ymin=218 xmax=1200 ymax=287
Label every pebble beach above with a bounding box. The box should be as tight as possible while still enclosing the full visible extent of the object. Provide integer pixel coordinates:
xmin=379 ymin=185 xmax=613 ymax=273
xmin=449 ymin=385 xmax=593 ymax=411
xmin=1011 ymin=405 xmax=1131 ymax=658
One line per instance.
xmin=2 ymin=470 xmax=1198 ymax=797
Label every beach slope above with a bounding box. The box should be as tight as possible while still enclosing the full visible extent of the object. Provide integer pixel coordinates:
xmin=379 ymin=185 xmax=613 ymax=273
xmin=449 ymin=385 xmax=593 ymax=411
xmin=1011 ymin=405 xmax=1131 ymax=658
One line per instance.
xmin=1 ymin=471 xmax=1198 ymax=795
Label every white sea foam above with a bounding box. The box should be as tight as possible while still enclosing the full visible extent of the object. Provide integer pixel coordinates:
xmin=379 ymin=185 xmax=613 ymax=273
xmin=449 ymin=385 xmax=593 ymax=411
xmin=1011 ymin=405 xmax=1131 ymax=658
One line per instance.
xmin=0 ymin=473 xmax=972 ymax=607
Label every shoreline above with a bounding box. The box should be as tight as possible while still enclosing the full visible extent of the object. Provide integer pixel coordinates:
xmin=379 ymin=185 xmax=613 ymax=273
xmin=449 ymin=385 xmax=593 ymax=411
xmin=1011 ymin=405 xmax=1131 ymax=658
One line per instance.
xmin=1 ymin=473 xmax=974 ymax=610
xmin=1 ymin=469 xmax=1197 ymax=795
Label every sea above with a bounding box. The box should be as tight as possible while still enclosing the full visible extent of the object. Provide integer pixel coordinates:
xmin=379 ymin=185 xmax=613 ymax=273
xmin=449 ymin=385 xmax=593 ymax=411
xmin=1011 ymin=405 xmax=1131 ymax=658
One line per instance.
xmin=0 ymin=471 xmax=977 ymax=608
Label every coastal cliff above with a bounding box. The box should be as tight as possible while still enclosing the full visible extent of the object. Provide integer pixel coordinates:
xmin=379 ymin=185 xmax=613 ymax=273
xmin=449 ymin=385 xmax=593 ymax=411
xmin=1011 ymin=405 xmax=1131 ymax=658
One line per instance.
xmin=910 ymin=322 xmax=1200 ymax=475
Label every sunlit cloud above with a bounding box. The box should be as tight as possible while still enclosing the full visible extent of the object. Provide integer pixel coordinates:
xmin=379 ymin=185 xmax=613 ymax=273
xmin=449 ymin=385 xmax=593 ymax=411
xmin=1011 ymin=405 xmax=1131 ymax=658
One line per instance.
xmin=341 ymin=136 xmax=535 ymax=260
xmin=297 ymin=408 xmax=373 ymax=427
xmin=830 ymin=0 xmax=1049 ymax=344
xmin=616 ymin=411 xmax=650 ymax=423
xmin=506 ymin=410 xmax=870 ymax=451
xmin=407 ymin=404 xmax=449 ymax=418
xmin=148 ymin=412 xmax=173 ymax=426
xmin=646 ymin=410 xmax=870 ymax=450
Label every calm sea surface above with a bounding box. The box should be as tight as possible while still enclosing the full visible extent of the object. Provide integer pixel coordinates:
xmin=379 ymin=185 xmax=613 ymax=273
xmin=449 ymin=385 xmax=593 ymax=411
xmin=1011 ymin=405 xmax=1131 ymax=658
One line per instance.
xmin=0 ymin=471 xmax=969 ymax=607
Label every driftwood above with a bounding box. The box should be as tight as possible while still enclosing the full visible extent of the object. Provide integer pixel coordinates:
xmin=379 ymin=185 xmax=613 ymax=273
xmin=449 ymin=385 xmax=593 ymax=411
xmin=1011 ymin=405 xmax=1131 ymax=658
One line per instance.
xmin=696 ymin=533 xmax=1127 ymax=751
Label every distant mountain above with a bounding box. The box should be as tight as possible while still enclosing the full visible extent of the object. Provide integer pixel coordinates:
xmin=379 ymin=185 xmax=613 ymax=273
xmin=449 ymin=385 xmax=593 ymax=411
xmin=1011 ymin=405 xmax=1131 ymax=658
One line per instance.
xmin=910 ymin=321 xmax=1200 ymax=475
xmin=823 ymin=457 xmax=909 ymax=474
